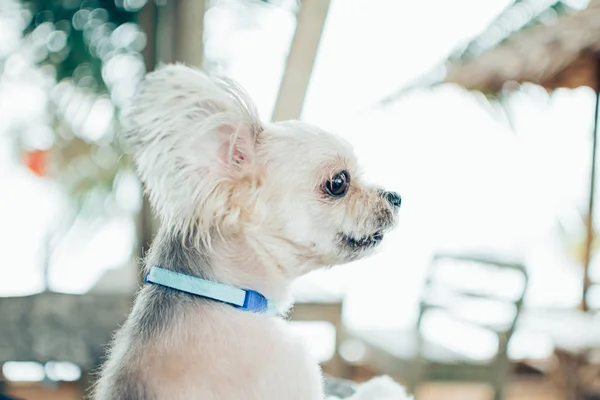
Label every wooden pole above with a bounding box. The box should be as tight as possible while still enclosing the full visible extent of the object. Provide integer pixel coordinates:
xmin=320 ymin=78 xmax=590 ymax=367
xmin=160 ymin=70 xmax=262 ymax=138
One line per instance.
xmin=582 ymin=54 xmax=600 ymax=311
xmin=271 ymin=0 xmax=330 ymax=121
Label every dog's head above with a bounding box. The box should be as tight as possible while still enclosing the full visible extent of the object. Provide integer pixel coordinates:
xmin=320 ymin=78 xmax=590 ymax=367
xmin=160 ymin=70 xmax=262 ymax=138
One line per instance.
xmin=124 ymin=65 xmax=400 ymax=277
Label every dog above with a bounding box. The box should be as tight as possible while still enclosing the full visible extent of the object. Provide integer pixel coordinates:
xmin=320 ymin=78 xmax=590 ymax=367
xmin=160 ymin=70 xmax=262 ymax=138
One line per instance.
xmin=93 ymin=64 xmax=408 ymax=400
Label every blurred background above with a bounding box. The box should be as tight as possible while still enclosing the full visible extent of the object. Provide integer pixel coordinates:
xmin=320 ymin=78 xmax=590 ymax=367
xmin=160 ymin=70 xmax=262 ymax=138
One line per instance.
xmin=1 ymin=0 xmax=600 ymax=399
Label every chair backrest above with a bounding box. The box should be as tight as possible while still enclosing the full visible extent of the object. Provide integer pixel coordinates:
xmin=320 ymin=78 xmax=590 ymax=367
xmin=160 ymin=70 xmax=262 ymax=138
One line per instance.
xmin=416 ymin=253 xmax=528 ymax=363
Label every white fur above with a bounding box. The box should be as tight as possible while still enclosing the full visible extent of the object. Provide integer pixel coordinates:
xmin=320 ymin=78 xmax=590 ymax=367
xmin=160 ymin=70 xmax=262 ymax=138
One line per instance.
xmin=95 ymin=64 xmax=406 ymax=400
xmin=349 ymin=376 xmax=413 ymax=400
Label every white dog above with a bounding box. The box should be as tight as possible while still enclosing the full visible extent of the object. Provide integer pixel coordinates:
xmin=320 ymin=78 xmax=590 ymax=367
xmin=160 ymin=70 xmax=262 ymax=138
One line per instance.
xmin=93 ymin=64 xmax=409 ymax=400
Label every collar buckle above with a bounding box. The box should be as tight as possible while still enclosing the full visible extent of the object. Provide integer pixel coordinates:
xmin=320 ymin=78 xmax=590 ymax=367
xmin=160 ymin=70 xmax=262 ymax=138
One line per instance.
xmin=238 ymin=289 xmax=269 ymax=313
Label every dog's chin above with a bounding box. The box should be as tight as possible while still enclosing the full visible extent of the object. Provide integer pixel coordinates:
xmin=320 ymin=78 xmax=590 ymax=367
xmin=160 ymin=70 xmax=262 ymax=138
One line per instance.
xmin=336 ymin=231 xmax=385 ymax=261
xmin=340 ymin=231 xmax=384 ymax=249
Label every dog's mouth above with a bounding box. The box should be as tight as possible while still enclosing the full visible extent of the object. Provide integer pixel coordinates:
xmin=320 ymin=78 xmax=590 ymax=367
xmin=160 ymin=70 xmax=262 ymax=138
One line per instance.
xmin=339 ymin=231 xmax=384 ymax=250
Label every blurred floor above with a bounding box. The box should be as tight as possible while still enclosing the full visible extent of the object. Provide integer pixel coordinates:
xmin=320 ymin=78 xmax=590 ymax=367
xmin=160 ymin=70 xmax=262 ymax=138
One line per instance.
xmin=416 ymin=379 xmax=562 ymax=400
xmin=7 ymin=382 xmax=81 ymax=400
xmin=6 ymin=377 xmax=563 ymax=400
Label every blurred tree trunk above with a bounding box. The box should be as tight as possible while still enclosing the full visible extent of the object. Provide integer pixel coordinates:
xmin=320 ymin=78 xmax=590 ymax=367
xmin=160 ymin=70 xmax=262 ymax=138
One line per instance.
xmin=136 ymin=1 xmax=159 ymax=281
xmin=156 ymin=0 xmax=205 ymax=67
xmin=139 ymin=2 xmax=158 ymax=74
xmin=173 ymin=0 xmax=205 ymax=68
xmin=134 ymin=0 xmax=206 ymax=280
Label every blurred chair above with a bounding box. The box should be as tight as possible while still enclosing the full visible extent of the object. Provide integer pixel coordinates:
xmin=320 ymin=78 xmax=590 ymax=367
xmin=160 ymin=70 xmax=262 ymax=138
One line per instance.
xmin=348 ymin=253 xmax=528 ymax=400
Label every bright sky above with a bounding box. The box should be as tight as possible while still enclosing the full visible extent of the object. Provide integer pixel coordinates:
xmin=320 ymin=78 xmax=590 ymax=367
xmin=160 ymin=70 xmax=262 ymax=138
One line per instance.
xmin=228 ymin=0 xmax=591 ymax=318
xmin=0 ymin=0 xmax=596 ymax=362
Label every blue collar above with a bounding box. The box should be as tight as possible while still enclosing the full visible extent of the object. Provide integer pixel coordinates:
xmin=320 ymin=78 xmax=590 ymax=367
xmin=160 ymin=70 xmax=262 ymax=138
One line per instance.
xmin=144 ymin=266 xmax=278 ymax=316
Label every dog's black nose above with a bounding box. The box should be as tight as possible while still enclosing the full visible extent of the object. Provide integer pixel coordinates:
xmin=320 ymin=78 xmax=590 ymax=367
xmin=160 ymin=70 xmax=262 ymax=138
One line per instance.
xmin=384 ymin=191 xmax=402 ymax=208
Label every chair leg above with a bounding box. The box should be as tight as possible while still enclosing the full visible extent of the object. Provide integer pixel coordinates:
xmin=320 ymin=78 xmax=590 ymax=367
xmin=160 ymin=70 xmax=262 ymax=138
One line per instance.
xmin=492 ymin=355 xmax=511 ymax=400
xmin=408 ymin=359 xmax=426 ymax=397
xmin=493 ymin=365 xmax=509 ymax=400
xmin=493 ymin=384 xmax=505 ymax=400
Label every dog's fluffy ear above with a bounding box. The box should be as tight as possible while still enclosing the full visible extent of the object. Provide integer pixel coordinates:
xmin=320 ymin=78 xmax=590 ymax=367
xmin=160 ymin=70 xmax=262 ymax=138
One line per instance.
xmin=122 ymin=64 xmax=264 ymax=240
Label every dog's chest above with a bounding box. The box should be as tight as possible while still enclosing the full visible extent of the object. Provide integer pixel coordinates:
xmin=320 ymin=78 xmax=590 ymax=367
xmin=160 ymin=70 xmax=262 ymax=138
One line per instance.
xmin=143 ymin=309 xmax=324 ymax=400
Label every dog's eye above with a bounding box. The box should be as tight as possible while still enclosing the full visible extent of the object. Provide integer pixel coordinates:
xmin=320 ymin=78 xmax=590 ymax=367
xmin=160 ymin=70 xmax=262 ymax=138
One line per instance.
xmin=325 ymin=171 xmax=350 ymax=197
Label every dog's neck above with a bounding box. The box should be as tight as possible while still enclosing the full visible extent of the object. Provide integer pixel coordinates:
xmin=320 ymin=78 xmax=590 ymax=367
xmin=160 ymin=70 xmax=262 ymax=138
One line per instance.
xmin=145 ymin=226 xmax=295 ymax=312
